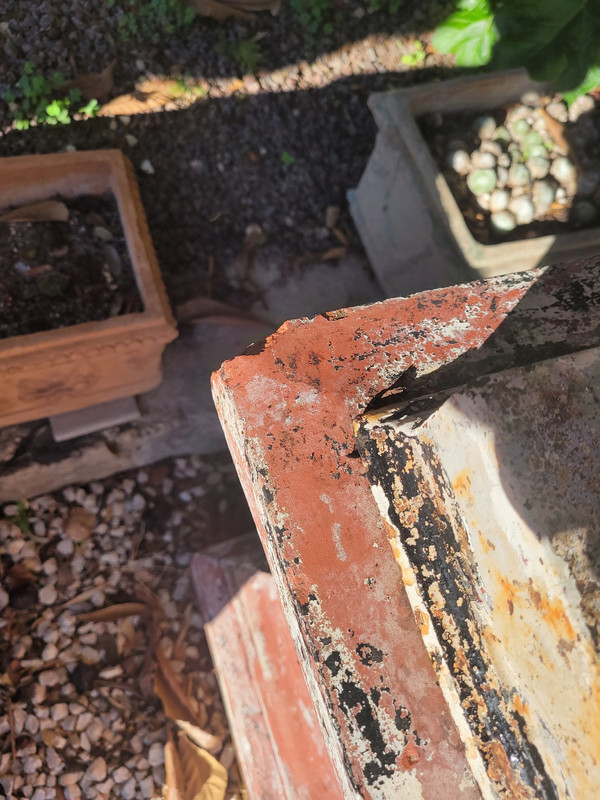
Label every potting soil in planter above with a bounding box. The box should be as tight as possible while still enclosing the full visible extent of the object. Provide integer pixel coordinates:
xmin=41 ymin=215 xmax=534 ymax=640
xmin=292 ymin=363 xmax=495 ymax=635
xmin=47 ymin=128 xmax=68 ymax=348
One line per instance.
xmin=420 ymin=92 xmax=600 ymax=245
xmin=0 ymin=193 xmax=143 ymax=339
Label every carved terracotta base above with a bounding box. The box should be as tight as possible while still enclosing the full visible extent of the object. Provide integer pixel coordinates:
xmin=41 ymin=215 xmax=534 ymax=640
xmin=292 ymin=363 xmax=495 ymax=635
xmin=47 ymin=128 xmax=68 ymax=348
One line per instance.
xmin=0 ymin=150 xmax=177 ymax=427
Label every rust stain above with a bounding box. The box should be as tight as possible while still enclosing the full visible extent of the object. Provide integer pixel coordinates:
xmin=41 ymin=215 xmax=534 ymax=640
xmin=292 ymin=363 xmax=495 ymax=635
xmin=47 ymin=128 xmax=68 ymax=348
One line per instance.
xmin=401 ymin=740 xmax=420 ymax=770
xmin=452 ymin=468 xmax=472 ymax=496
xmin=482 ymin=739 xmax=537 ymax=800
xmin=414 ymin=607 xmax=429 ymax=636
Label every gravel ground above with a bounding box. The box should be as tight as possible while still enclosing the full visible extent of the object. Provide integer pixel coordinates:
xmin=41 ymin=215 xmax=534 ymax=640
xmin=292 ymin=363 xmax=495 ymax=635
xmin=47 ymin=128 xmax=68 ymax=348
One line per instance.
xmin=0 ymin=454 xmax=254 ymax=800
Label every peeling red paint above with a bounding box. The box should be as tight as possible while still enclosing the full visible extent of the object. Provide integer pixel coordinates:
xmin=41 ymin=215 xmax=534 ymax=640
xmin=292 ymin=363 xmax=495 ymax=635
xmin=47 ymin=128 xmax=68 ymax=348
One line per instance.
xmin=212 ymin=260 xmax=600 ymax=799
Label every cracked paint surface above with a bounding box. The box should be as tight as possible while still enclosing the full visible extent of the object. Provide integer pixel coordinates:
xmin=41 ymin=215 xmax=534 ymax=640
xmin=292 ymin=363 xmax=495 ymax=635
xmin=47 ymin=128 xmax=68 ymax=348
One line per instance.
xmin=358 ymin=346 xmax=600 ymax=798
xmin=212 ymin=259 xmax=600 ymax=799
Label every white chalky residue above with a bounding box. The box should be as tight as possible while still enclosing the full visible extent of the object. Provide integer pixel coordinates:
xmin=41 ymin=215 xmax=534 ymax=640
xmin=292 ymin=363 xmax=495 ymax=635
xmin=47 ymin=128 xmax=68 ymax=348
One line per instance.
xmin=332 ymin=522 xmax=347 ymax=561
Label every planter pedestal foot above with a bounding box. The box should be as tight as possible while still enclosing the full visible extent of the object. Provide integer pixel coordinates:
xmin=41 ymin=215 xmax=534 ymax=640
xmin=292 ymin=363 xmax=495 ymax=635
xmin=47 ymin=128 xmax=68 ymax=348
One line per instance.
xmin=50 ymin=396 xmax=140 ymax=442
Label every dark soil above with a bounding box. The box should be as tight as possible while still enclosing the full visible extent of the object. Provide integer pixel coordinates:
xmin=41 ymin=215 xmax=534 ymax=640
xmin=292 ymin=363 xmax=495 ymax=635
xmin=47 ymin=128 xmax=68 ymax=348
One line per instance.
xmin=0 ymin=192 xmax=142 ymax=338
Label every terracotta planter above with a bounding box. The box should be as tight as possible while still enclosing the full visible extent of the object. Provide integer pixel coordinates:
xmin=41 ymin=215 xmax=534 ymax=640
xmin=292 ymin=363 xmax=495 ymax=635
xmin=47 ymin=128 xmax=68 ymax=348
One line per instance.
xmin=350 ymin=69 xmax=600 ymax=297
xmin=0 ymin=150 xmax=177 ymax=428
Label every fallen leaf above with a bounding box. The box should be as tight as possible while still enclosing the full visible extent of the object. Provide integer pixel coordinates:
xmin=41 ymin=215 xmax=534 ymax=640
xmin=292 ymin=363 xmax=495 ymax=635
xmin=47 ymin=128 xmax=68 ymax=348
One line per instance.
xmin=98 ymin=78 xmax=181 ymax=118
xmin=539 ymin=108 xmax=570 ymax=155
xmin=153 ymin=645 xmax=204 ymax=728
xmin=177 ymin=731 xmax=228 ymax=800
xmin=175 ymin=719 xmax=222 ymax=755
xmin=0 ymin=200 xmax=69 ymax=223
xmin=165 ymin=733 xmax=186 ymax=800
xmin=325 ymin=205 xmax=340 ymax=229
xmin=65 ymin=507 xmax=96 ymax=542
xmin=320 ymin=246 xmax=347 ymax=261
xmin=333 ymin=227 xmax=348 ymax=245
xmin=58 ymin=61 xmax=115 ymax=102
xmin=78 ymin=602 xmax=148 ymax=623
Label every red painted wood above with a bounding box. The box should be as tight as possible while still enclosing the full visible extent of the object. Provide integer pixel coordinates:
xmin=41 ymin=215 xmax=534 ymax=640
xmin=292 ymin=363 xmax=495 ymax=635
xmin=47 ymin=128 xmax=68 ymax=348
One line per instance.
xmin=192 ymin=536 xmax=344 ymax=800
xmin=211 ymin=261 xmax=600 ymax=799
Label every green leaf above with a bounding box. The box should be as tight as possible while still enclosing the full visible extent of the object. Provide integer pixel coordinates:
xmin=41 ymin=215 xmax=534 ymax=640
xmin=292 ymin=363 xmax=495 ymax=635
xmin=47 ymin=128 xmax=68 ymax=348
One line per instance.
xmin=432 ymin=1 xmax=498 ymax=67
xmin=45 ymin=99 xmax=62 ymax=117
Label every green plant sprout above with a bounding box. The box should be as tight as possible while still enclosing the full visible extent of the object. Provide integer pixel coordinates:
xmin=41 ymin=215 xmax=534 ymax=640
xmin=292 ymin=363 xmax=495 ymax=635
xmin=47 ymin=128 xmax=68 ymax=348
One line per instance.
xmin=232 ymin=40 xmax=262 ymax=75
xmin=401 ymin=40 xmax=426 ymax=66
xmin=115 ymin=0 xmax=195 ymax=43
xmin=2 ymin=62 xmax=100 ymax=130
xmin=280 ymin=151 xmax=295 ymax=165
xmin=11 ymin=501 xmax=30 ymax=535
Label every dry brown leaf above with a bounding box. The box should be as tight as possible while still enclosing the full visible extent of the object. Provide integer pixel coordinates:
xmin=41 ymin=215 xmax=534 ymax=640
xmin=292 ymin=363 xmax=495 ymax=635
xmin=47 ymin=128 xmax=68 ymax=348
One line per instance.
xmin=0 ymin=200 xmax=69 ymax=223
xmin=539 ymin=108 xmax=570 ymax=155
xmin=153 ymin=645 xmax=204 ymax=728
xmin=98 ymin=78 xmax=181 ymax=118
xmin=174 ymin=718 xmax=222 ymax=755
xmin=177 ymin=731 xmax=228 ymax=800
xmin=65 ymin=507 xmax=96 ymax=542
xmin=78 ymin=602 xmax=147 ymax=623
xmin=59 ymin=61 xmax=115 ymax=101
xmin=321 ymin=246 xmax=347 ymax=261
xmin=165 ymin=733 xmax=186 ymax=800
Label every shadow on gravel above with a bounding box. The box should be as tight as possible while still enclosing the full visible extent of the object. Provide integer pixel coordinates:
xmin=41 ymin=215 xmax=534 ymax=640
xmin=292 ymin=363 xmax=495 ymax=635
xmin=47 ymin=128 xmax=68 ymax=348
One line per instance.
xmin=0 ymin=66 xmax=454 ymax=309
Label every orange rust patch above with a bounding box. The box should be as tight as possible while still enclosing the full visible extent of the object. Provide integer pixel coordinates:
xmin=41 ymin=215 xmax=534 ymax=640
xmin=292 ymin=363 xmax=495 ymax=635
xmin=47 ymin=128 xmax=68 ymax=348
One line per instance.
xmin=513 ymin=694 xmax=529 ymax=719
xmin=401 ymin=740 xmax=420 ymax=770
xmin=452 ymin=468 xmax=472 ymax=496
xmin=483 ymin=739 xmax=537 ymax=799
xmin=414 ymin=606 xmax=429 ymax=635
xmin=535 ymin=593 xmax=576 ymax=642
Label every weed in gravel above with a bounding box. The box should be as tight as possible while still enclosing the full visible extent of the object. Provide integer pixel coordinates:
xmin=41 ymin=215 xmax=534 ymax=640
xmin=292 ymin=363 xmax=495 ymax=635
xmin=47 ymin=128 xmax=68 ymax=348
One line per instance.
xmin=400 ymin=40 xmax=425 ymax=66
xmin=114 ymin=0 xmax=195 ymax=43
xmin=231 ymin=40 xmax=262 ymax=75
xmin=280 ymin=150 xmax=295 ymax=165
xmin=290 ymin=0 xmax=338 ymax=36
xmin=2 ymin=62 xmax=99 ymax=130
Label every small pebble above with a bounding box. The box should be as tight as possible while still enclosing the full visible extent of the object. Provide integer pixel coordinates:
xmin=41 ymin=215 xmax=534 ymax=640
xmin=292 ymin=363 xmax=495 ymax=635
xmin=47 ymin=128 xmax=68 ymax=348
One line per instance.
xmin=140 ymin=159 xmax=155 ymax=175
xmin=508 ymin=195 xmax=535 ymax=225
xmin=473 ymin=114 xmax=496 ymax=140
xmin=527 ymin=156 xmax=550 ymax=179
xmin=568 ymin=93 xmax=595 ymax=122
xmin=470 ymin=150 xmax=496 ymax=169
xmin=121 ymin=777 xmax=137 ymax=800
xmin=489 ymin=188 xmax=510 ymax=213
xmin=85 ymin=757 xmax=107 ymax=783
xmin=448 ymin=149 xmax=470 ymax=175
xmin=551 ymin=156 xmax=576 ymax=183
xmin=148 ymin=742 xmax=164 ymax=768
xmin=546 ymin=101 xmax=568 ymax=123
xmin=490 ymin=211 xmax=517 ymax=232
xmin=38 ymin=585 xmax=58 ymax=606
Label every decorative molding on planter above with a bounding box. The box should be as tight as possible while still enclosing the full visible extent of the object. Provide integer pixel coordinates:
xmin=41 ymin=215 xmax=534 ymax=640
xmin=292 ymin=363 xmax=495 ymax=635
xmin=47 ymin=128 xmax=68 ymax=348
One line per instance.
xmin=0 ymin=150 xmax=177 ymax=426
xmin=350 ymin=70 xmax=600 ymax=298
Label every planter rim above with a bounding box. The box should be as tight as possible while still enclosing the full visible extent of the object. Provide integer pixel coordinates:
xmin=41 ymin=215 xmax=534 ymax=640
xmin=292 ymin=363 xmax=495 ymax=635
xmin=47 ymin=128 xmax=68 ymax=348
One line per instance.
xmin=0 ymin=149 xmax=176 ymax=352
xmin=368 ymin=70 xmax=600 ymax=275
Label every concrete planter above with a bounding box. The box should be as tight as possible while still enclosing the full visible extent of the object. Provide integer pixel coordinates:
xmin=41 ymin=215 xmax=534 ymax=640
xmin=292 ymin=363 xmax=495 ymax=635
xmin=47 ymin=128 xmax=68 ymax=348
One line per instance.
xmin=0 ymin=150 xmax=177 ymax=427
xmin=350 ymin=69 xmax=600 ymax=297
